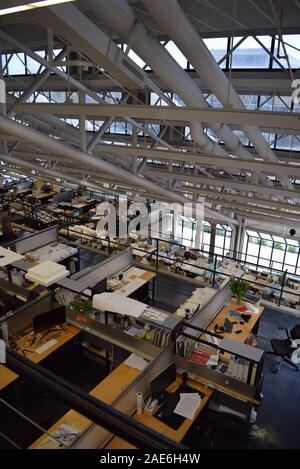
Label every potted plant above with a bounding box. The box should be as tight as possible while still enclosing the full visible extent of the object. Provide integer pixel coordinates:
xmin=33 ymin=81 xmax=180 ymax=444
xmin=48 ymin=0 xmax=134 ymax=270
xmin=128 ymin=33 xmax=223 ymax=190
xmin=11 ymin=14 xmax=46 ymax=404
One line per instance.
xmin=69 ymin=298 xmax=93 ymax=315
xmin=229 ymin=278 xmax=250 ymax=304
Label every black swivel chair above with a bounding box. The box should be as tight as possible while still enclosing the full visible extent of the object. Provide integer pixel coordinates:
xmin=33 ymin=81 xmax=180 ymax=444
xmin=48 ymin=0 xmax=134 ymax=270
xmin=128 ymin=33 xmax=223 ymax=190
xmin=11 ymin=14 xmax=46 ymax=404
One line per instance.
xmin=269 ymin=325 xmax=300 ymax=373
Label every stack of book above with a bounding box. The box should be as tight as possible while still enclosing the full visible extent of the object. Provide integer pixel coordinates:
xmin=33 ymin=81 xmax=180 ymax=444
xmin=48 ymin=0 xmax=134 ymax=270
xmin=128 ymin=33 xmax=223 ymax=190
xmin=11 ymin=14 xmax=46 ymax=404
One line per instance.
xmin=189 ymin=350 xmax=210 ymax=365
xmin=227 ymin=356 xmax=258 ymax=385
xmin=175 ymin=335 xmax=196 ymax=358
xmin=56 ymin=288 xmax=75 ymax=305
xmin=145 ymin=328 xmax=171 ymax=348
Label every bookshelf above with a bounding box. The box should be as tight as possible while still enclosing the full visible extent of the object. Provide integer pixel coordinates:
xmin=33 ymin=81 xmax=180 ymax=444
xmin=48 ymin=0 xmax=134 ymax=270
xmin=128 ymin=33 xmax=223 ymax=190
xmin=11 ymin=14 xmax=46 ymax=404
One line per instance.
xmin=174 ymin=323 xmax=264 ymax=404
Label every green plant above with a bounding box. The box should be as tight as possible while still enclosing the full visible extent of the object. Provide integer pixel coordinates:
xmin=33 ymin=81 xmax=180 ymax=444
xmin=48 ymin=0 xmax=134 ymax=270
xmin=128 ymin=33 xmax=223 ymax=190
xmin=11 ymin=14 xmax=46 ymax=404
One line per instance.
xmin=69 ymin=299 xmax=92 ymax=315
xmin=229 ymin=278 xmax=250 ymax=303
xmin=287 ymin=245 xmax=298 ymax=254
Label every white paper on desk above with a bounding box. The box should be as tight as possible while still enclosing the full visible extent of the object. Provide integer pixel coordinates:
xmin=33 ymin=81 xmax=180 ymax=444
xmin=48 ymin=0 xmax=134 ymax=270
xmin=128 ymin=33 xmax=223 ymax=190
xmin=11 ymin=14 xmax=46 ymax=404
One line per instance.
xmin=206 ymin=334 xmax=220 ymax=346
xmin=92 ymin=292 xmax=146 ymax=318
xmin=51 ymin=424 xmax=80 ymax=448
xmin=35 ymin=339 xmax=58 ymax=355
xmin=0 ymin=339 xmax=6 ymax=363
xmin=173 ymin=393 xmax=201 ymax=420
xmin=124 ymin=353 xmax=148 ymax=371
xmin=244 ymin=302 xmax=259 ymax=314
xmin=207 ymin=354 xmax=219 ymax=366
xmin=108 ymin=278 xmax=120 ymax=287
xmin=116 ymin=278 xmax=145 ymax=295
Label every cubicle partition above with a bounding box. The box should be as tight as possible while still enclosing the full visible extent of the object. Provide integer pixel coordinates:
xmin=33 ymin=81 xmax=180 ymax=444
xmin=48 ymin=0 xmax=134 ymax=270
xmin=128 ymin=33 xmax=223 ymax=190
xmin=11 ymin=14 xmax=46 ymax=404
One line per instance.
xmin=187 ymin=284 xmax=232 ymax=334
xmin=52 ymin=190 xmax=74 ymax=203
xmin=5 ymin=292 xmax=53 ymax=337
xmin=14 ymin=225 xmax=58 ymax=254
xmin=69 ymin=247 xmax=133 ymax=291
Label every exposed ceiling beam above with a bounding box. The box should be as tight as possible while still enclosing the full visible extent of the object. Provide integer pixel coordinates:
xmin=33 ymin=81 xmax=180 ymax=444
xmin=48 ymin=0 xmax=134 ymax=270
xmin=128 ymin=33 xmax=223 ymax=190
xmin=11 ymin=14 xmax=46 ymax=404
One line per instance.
xmin=144 ymin=168 xmax=300 ymax=199
xmin=92 ymin=144 xmax=300 ymax=179
xmin=13 ymin=103 xmax=300 ymax=131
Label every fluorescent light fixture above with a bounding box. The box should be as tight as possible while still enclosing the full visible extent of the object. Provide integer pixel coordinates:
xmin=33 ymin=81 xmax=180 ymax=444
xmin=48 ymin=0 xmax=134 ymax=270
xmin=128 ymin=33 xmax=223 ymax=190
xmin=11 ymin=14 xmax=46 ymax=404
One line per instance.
xmin=0 ymin=0 xmax=76 ymax=16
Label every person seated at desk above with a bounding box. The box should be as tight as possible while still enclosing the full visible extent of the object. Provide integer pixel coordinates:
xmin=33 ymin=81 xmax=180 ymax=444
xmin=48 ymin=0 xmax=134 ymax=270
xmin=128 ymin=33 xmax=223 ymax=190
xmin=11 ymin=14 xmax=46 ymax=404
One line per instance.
xmin=1 ymin=204 xmax=16 ymax=240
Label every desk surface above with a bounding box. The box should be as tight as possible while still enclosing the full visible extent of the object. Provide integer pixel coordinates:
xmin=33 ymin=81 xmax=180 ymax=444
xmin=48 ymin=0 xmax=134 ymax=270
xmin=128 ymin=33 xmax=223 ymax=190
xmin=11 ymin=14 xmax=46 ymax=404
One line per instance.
xmin=207 ymin=298 xmax=264 ymax=344
xmin=130 ymin=243 xmax=156 ymax=258
xmin=16 ymin=188 xmax=32 ymax=196
xmin=105 ymin=375 xmax=213 ymax=448
xmin=33 ymin=191 xmax=57 ymax=200
xmin=108 ymin=266 xmax=156 ymax=297
xmin=25 ymin=242 xmax=78 ymax=264
xmin=0 ymin=246 xmax=24 ymax=267
xmin=72 ymin=200 xmax=97 ymax=209
xmin=0 ymin=324 xmax=81 ymax=391
xmin=30 ymin=362 xmax=141 ymax=449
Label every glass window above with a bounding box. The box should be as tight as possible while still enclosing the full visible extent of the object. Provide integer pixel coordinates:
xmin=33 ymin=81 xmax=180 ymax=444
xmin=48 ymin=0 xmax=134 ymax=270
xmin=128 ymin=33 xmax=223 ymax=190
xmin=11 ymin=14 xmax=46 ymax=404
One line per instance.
xmin=231 ymin=36 xmax=272 ymax=69
xmin=127 ymin=48 xmax=146 ymax=69
xmin=165 ymin=41 xmax=187 ymax=68
xmin=276 ymin=134 xmax=293 ymax=150
xmin=8 ymin=53 xmax=26 ymax=75
xmin=273 ymin=35 xmax=300 ymax=69
xmin=203 ymin=37 xmax=228 ymax=68
xmin=150 ymin=92 xmax=170 ymax=107
xmin=50 ymin=91 xmax=67 ymax=103
xmin=239 ymin=95 xmax=258 ymax=109
xmin=172 ymin=93 xmax=186 ymax=107
xmin=206 ymin=94 xmax=222 ymax=108
xmin=26 ymin=55 xmax=41 ymax=74
xmin=261 ymin=132 xmax=276 ymax=148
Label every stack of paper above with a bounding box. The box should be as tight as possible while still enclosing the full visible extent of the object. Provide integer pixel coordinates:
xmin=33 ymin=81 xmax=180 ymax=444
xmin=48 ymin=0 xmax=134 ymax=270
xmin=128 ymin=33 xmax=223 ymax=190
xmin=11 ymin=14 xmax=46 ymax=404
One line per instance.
xmin=124 ymin=353 xmax=148 ymax=371
xmin=207 ymin=354 xmax=219 ymax=366
xmin=174 ymin=393 xmax=202 ymax=420
xmin=92 ymin=292 xmax=147 ymax=318
xmin=25 ymin=260 xmax=70 ymax=286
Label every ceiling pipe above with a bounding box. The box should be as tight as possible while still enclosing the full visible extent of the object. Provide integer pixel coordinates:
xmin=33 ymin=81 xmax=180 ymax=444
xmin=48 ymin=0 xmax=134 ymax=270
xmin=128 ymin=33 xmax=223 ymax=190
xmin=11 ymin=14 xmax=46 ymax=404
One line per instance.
xmin=0 ymin=115 xmax=237 ymax=224
xmin=141 ymin=0 xmax=293 ymax=191
xmin=0 ymin=114 xmax=190 ymax=203
xmin=83 ymin=0 xmax=226 ymax=156
xmin=85 ymin=0 xmax=270 ymax=187
xmin=0 ymin=152 xmax=122 ymax=196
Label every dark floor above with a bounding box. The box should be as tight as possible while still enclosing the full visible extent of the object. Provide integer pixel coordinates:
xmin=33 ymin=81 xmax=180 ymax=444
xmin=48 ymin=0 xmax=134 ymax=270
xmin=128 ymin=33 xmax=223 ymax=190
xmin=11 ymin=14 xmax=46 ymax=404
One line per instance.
xmin=183 ymin=305 xmax=300 ymax=449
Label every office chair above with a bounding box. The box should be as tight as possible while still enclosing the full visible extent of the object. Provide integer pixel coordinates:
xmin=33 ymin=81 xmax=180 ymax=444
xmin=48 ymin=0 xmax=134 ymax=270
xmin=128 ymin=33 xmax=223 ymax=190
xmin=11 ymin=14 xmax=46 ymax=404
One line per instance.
xmin=268 ymin=325 xmax=300 ymax=373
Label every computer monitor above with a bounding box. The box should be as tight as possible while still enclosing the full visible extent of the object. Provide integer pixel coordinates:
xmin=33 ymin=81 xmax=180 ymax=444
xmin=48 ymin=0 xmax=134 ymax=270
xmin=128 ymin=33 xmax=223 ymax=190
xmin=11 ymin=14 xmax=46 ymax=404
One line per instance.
xmin=33 ymin=306 xmax=66 ymax=334
xmin=150 ymin=362 xmax=176 ymax=399
xmin=91 ymin=278 xmax=107 ymax=295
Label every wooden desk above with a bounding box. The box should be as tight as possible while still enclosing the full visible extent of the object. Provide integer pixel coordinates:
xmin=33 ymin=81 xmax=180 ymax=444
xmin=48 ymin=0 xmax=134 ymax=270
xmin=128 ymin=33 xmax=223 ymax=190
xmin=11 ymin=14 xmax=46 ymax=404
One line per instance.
xmin=0 ymin=324 xmax=81 ymax=391
xmin=130 ymin=243 xmax=156 ymax=259
xmin=108 ymin=266 xmax=156 ymax=298
xmin=207 ymin=298 xmax=264 ymax=344
xmin=34 ymin=191 xmax=57 ymax=200
xmin=16 ymin=188 xmax=32 ymax=197
xmin=30 ymin=362 xmax=141 ymax=449
xmin=72 ymin=200 xmax=97 ymax=211
xmin=105 ymin=375 xmax=213 ymax=449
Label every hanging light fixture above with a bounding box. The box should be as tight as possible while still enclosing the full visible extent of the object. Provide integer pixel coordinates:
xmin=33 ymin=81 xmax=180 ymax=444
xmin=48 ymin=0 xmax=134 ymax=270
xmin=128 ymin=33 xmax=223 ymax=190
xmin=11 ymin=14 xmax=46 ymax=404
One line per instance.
xmin=0 ymin=1 xmax=76 ymax=16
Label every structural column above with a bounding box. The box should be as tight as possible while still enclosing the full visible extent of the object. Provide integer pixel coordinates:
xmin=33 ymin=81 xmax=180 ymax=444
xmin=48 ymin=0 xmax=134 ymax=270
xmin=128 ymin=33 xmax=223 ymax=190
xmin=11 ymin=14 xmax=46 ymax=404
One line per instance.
xmin=194 ymin=219 xmax=202 ymax=250
xmin=232 ymin=218 xmax=244 ymax=260
xmin=209 ymin=223 xmax=217 ymax=260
